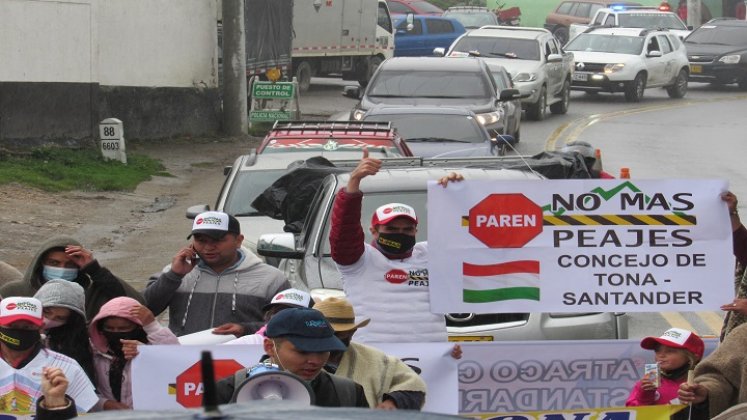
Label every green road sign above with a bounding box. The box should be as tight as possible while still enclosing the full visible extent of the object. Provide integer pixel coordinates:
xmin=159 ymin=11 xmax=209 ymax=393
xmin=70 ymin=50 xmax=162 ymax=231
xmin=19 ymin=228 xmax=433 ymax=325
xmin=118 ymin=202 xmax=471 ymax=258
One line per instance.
xmin=252 ymin=82 xmax=295 ymax=99
xmin=250 ymin=110 xmax=293 ymax=122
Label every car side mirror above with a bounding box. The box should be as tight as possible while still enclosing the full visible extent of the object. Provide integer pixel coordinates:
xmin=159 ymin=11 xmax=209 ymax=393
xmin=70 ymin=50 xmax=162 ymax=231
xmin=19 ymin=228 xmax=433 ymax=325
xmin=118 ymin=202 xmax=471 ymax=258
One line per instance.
xmin=646 ymin=50 xmax=663 ymax=57
xmin=499 ymin=88 xmax=520 ymax=101
xmin=547 ymin=53 xmax=562 ymax=62
xmin=186 ymin=204 xmax=210 ymax=220
xmin=257 ymin=233 xmax=304 ymax=260
xmin=687 ymin=25 xmax=693 ymax=30
xmin=343 ymin=85 xmax=361 ymax=99
xmin=433 ymin=47 xmax=446 ymax=56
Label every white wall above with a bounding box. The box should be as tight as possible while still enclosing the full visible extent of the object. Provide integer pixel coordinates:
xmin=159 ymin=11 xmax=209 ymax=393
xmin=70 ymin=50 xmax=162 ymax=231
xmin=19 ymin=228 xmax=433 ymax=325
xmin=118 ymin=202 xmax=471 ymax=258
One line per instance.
xmin=96 ymin=0 xmax=219 ymax=88
xmin=0 ymin=0 xmax=93 ymax=83
xmin=0 ymin=0 xmax=219 ymax=88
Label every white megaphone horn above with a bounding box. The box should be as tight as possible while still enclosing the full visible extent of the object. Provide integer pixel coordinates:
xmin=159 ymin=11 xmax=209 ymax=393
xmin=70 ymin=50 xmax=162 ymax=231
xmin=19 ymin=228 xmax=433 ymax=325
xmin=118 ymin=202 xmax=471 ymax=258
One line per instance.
xmin=232 ymin=361 xmax=315 ymax=404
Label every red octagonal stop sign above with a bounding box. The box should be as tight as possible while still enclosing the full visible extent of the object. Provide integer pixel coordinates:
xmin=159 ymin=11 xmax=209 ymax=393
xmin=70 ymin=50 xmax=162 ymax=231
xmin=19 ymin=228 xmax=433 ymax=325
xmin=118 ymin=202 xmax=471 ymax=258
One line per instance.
xmin=468 ymin=193 xmax=543 ymax=248
xmin=175 ymin=359 xmax=244 ymax=408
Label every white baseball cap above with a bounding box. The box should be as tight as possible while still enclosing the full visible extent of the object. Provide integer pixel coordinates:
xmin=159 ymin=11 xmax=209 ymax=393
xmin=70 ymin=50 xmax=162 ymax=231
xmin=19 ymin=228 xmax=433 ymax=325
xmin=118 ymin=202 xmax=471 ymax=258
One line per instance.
xmin=262 ymin=288 xmax=314 ymax=312
xmin=0 ymin=297 xmax=44 ymax=327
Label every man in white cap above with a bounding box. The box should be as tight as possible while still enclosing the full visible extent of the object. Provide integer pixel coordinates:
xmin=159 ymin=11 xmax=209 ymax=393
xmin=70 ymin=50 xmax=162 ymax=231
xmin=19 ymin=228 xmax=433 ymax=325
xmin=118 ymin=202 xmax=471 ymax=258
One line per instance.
xmin=0 ymin=296 xmax=97 ymax=414
xmin=145 ymin=211 xmax=290 ymax=336
xmin=224 ymin=288 xmax=314 ymax=345
xmin=329 ymin=150 xmax=461 ymax=343
xmin=315 ymin=297 xmax=427 ymax=410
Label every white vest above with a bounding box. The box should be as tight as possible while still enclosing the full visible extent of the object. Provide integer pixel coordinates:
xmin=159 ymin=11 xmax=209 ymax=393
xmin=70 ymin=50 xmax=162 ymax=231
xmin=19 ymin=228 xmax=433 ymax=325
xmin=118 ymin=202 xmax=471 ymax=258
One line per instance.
xmin=339 ymin=242 xmax=447 ymax=343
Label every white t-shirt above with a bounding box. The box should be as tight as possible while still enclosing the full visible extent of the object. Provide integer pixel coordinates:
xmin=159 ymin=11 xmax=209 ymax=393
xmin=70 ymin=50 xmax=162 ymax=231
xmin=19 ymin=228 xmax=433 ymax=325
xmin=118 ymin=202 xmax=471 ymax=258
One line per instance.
xmin=0 ymin=348 xmax=98 ymax=413
xmin=338 ymin=242 xmax=447 ymax=343
xmin=224 ymin=333 xmax=265 ymax=345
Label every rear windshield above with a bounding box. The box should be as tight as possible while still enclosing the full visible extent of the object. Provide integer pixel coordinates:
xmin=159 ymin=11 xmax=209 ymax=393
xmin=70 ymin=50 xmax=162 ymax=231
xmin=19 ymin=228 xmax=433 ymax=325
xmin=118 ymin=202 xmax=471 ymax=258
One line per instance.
xmin=364 ymin=113 xmax=487 ymax=143
xmin=618 ymin=13 xmax=687 ymax=30
xmin=224 ymin=169 xmax=287 ymax=216
xmin=452 ymin=36 xmax=540 ymax=60
xmin=565 ymin=33 xmax=644 ymax=55
xmin=369 ymin=69 xmax=492 ymax=98
xmin=686 ymin=25 xmax=747 ymax=46
xmin=446 ymin=12 xmax=497 ymax=28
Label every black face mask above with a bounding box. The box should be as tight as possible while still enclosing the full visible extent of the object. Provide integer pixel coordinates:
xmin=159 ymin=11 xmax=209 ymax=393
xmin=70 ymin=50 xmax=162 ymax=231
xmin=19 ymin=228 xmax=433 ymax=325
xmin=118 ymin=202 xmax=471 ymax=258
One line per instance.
xmin=0 ymin=327 xmax=41 ymax=351
xmin=376 ymin=232 xmax=416 ymax=255
xmin=103 ymin=329 xmax=148 ymax=354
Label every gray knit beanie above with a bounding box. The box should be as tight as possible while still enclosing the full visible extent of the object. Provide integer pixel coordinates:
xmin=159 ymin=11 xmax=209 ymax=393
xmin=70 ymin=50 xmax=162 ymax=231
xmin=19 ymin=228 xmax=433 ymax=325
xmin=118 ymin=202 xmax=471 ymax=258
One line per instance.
xmin=33 ymin=279 xmax=86 ymax=321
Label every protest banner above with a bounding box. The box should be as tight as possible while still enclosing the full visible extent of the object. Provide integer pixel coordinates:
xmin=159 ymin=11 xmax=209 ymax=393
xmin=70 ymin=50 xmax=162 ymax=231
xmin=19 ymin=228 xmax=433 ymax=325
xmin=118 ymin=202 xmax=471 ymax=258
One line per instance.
xmin=131 ymin=343 xmax=457 ymax=413
xmin=428 ymin=179 xmax=733 ymax=313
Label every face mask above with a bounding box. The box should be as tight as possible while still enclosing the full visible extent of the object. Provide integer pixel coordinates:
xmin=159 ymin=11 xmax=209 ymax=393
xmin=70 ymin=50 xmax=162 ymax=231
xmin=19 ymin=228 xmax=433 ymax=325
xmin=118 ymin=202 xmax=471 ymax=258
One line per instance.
xmin=0 ymin=327 xmax=41 ymax=351
xmin=376 ymin=232 xmax=416 ymax=255
xmin=103 ymin=329 xmax=147 ymax=353
xmin=42 ymin=266 xmax=78 ymax=282
xmin=42 ymin=318 xmax=65 ymax=330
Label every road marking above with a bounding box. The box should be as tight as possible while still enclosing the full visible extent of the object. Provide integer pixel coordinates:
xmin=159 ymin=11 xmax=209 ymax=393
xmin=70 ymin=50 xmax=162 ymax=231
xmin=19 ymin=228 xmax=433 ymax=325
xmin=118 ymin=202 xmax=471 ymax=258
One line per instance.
xmin=546 ymin=94 xmax=747 ymax=150
xmin=697 ymin=311 xmax=725 ymax=337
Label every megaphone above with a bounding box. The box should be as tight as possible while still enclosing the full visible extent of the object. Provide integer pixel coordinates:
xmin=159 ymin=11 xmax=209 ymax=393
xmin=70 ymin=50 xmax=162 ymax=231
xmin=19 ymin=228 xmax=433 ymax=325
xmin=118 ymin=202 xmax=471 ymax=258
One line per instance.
xmin=232 ymin=362 xmax=315 ymax=404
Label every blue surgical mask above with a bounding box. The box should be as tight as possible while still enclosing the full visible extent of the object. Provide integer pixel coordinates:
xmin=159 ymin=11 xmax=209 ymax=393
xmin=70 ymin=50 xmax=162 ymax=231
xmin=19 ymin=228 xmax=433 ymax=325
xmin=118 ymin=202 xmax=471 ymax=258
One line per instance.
xmin=42 ymin=265 xmax=78 ymax=282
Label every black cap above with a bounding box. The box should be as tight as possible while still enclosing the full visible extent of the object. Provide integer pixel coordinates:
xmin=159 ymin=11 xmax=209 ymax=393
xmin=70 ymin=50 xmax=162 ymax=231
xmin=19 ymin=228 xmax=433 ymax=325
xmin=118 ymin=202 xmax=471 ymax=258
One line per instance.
xmin=265 ymin=308 xmax=346 ymax=353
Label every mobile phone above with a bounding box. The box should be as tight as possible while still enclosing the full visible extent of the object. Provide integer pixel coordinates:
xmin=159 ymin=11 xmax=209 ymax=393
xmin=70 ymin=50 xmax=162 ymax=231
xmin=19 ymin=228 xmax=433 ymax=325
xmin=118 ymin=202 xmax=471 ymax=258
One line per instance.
xmin=644 ymin=363 xmax=660 ymax=388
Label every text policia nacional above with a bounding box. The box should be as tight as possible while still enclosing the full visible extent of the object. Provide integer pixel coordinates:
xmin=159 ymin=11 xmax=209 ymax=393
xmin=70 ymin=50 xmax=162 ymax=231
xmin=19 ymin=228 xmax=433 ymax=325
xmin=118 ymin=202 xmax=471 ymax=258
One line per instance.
xmin=549 ymin=191 xmax=704 ymax=306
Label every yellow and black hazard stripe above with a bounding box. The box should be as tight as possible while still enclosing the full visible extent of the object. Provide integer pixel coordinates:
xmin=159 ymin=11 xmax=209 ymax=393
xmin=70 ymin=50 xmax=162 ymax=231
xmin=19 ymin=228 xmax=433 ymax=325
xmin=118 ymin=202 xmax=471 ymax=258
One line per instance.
xmin=542 ymin=214 xmax=696 ymax=226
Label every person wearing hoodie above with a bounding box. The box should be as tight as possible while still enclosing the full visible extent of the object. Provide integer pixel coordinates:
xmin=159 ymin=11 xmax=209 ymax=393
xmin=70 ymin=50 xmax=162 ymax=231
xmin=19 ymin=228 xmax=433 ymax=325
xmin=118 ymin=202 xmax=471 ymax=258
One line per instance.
xmin=145 ymin=211 xmax=289 ymax=336
xmin=0 ymin=260 xmax=23 ymax=287
xmin=34 ymin=280 xmax=95 ymax=383
xmin=0 ymin=235 xmax=144 ymax=320
xmin=89 ymin=296 xmax=178 ymax=410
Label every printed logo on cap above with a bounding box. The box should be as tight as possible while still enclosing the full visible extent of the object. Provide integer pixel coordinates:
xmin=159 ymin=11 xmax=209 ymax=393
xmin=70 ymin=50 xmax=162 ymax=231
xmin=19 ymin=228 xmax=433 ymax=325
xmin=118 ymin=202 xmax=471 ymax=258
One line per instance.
xmin=661 ymin=328 xmax=689 ymax=345
xmin=5 ymin=303 xmax=16 ymax=311
xmin=305 ymin=320 xmax=328 ymax=328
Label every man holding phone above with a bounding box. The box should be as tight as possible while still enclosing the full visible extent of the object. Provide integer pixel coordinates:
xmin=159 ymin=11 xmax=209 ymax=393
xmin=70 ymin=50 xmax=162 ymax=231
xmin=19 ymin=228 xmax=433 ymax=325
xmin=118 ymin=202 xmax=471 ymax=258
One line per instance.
xmin=145 ymin=211 xmax=289 ymax=336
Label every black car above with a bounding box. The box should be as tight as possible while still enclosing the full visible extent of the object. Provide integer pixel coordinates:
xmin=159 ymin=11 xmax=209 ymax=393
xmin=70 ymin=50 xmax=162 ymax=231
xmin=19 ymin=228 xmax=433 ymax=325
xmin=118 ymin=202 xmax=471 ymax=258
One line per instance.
xmin=344 ymin=56 xmax=521 ymax=142
xmin=685 ymin=19 xmax=747 ymax=89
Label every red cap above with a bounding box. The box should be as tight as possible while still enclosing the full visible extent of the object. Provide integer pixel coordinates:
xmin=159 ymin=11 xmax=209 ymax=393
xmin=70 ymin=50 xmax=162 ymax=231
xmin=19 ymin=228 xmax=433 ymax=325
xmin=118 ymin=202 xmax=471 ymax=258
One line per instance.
xmin=640 ymin=328 xmax=704 ymax=359
xmin=371 ymin=203 xmax=418 ymax=227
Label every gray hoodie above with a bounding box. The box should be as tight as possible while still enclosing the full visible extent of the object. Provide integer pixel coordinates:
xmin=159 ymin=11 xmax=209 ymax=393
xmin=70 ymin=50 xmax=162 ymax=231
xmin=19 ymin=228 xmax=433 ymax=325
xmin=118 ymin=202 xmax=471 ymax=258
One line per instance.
xmin=144 ymin=248 xmax=289 ymax=336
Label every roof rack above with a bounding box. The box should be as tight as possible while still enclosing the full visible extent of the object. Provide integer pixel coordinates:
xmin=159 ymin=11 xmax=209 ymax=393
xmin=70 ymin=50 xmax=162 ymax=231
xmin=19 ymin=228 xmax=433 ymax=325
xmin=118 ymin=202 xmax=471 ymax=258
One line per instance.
xmin=477 ymin=25 xmax=551 ymax=34
xmin=326 ymin=155 xmax=531 ymax=169
xmin=446 ymin=6 xmax=490 ymax=11
xmin=270 ymin=120 xmax=394 ymax=135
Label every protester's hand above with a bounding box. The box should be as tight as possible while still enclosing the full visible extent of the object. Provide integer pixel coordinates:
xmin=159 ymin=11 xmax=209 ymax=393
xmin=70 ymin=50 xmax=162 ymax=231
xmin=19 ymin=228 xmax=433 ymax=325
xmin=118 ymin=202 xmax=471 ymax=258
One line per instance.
xmin=41 ymin=367 xmax=69 ymax=408
xmin=130 ymin=304 xmax=156 ymax=326
xmin=65 ymin=245 xmax=95 ymax=268
xmin=212 ymin=323 xmax=246 ymax=337
xmin=376 ymin=400 xmax=398 ymax=410
xmin=450 ymin=344 xmax=463 ymax=360
xmin=678 ymin=382 xmax=708 ymax=404
xmin=720 ymin=298 xmax=747 ymax=315
xmin=723 ymin=191 xmax=738 ymax=214
xmin=347 ymin=148 xmax=382 ymax=194
xmin=640 ymin=375 xmax=657 ymax=392
xmin=437 ymin=172 xmax=464 ymax=187
xmin=103 ymin=399 xmax=131 ymax=410
xmin=121 ymin=339 xmax=141 ymax=360
xmin=171 ymin=245 xmax=198 ymax=276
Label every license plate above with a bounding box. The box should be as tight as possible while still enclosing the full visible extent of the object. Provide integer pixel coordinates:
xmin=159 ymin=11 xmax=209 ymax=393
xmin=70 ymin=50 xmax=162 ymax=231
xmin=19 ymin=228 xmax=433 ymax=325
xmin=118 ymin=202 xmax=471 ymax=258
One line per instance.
xmin=449 ymin=335 xmax=493 ymax=342
xmin=690 ymin=64 xmax=702 ymax=74
xmin=572 ymin=72 xmax=588 ymax=81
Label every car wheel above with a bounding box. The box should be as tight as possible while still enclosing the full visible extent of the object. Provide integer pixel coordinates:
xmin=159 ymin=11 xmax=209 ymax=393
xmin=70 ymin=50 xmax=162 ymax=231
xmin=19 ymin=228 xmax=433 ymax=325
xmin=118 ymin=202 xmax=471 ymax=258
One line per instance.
xmin=624 ymin=73 xmax=646 ymax=102
xmin=666 ymin=69 xmax=688 ymax=99
xmin=528 ymin=86 xmax=547 ymax=121
xmin=553 ymin=27 xmax=569 ymax=46
xmin=295 ymin=61 xmax=312 ymax=92
xmin=358 ymin=56 xmax=382 ymax=88
xmin=550 ymin=79 xmax=570 ymax=114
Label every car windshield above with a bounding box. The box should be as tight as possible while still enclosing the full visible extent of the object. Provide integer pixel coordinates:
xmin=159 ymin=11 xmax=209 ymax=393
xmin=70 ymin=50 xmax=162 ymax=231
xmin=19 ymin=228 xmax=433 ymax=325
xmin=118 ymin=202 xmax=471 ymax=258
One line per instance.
xmin=368 ymin=69 xmax=492 ymax=98
xmin=685 ymin=25 xmax=747 ymax=46
xmin=617 ymin=13 xmax=688 ymax=30
xmin=446 ymin=12 xmax=497 ymax=28
xmin=321 ymin=191 xmax=427 ymax=255
xmin=364 ymin=113 xmax=487 ymax=143
xmin=565 ymin=34 xmax=644 ymax=55
xmin=452 ymin=36 xmax=540 ymax=60
xmin=223 ymin=169 xmax=287 ymax=216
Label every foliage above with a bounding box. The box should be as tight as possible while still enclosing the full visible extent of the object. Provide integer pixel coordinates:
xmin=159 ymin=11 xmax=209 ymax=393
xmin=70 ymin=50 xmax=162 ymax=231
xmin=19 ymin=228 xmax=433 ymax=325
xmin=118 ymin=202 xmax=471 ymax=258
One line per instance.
xmin=0 ymin=146 xmax=167 ymax=192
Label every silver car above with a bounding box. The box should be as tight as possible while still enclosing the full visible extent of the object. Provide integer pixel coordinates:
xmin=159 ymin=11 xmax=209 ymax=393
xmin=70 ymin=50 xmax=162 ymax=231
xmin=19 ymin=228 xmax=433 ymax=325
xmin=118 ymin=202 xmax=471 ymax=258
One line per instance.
xmin=257 ymin=162 xmax=628 ymax=341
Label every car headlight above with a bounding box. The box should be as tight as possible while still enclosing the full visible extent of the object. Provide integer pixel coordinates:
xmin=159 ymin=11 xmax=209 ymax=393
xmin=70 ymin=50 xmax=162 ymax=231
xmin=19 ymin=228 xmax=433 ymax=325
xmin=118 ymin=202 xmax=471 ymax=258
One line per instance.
xmin=719 ymin=55 xmax=741 ymax=64
xmin=604 ymin=63 xmax=625 ymax=74
xmin=352 ymin=109 xmax=366 ymax=121
xmin=512 ymin=72 xmax=537 ymax=82
xmin=475 ymin=110 xmax=503 ymax=126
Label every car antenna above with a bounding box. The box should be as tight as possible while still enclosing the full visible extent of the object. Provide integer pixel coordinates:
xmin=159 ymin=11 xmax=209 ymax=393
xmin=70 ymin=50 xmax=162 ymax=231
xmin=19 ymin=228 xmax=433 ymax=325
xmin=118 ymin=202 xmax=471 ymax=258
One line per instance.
xmin=194 ymin=351 xmax=228 ymax=419
xmin=497 ymin=135 xmax=542 ymax=177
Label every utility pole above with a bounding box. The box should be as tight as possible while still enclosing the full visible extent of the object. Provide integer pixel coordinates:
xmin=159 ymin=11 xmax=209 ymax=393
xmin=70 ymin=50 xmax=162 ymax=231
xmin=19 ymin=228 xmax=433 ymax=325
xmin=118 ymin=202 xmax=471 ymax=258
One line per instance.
xmin=222 ymin=0 xmax=248 ymax=136
xmin=687 ymin=0 xmax=701 ymax=27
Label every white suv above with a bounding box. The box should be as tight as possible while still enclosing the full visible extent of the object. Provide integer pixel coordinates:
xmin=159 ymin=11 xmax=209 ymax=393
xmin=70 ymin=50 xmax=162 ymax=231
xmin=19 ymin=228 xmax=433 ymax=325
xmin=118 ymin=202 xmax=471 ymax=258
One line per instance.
xmin=564 ymin=27 xmax=689 ymax=102
xmin=568 ymin=6 xmax=691 ymax=42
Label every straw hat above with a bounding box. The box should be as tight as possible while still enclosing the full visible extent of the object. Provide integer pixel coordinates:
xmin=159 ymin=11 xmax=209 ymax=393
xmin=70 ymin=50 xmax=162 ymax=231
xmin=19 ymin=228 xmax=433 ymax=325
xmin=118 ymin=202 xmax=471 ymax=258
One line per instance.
xmin=314 ymin=297 xmax=370 ymax=332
